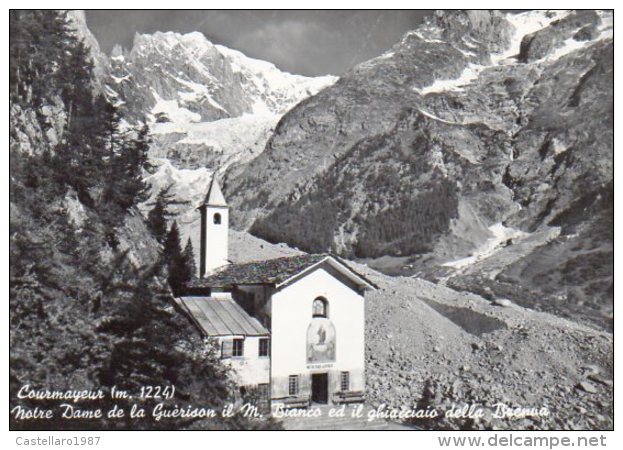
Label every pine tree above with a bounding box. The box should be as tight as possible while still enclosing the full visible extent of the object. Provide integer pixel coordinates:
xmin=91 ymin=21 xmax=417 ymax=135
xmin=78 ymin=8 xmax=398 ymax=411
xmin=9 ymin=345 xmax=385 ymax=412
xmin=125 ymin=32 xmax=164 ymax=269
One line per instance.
xmin=60 ymin=39 xmax=94 ymax=128
xmin=163 ymin=221 xmax=182 ymax=264
xmin=10 ymin=11 xmax=70 ymax=103
xmin=147 ymin=194 xmax=168 ymax=243
xmin=146 ymin=184 xmax=189 ymax=243
xmin=147 ymin=185 xmax=176 ymax=243
xmin=10 ymin=10 xmax=280 ymax=430
xmin=104 ymin=121 xmax=151 ymax=211
xmin=182 ymin=238 xmax=197 ymax=280
xmin=163 ymin=221 xmax=186 ymax=294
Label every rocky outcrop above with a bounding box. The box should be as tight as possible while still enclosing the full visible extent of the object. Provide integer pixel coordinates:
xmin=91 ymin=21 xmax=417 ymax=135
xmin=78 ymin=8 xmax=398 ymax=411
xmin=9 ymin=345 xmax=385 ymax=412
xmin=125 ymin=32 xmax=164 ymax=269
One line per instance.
xmin=224 ymin=10 xmax=515 ymax=224
xmin=108 ymin=31 xmax=335 ymax=124
xmin=105 ymin=30 xmax=335 ymax=178
xmin=10 ymin=98 xmax=67 ymax=155
xmin=66 ymin=10 xmax=110 ymax=93
xmin=109 ymin=32 xmax=249 ymax=122
xmin=518 ymin=10 xmax=600 ymax=62
xmin=224 ymin=10 xmax=613 ymax=329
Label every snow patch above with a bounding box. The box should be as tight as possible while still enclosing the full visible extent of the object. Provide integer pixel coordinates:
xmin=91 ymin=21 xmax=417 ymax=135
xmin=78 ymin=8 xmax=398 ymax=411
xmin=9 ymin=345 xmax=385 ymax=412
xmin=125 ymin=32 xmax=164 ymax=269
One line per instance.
xmin=417 ymin=108 xmax=460 ymax=125
xmin=149 ymin=113 xmax=279 ymax=169
xmin=419 ymin=63 xmax=485 ymax=95
xmin=215 ymin=44 xmax=337 ymax=115
xmin=173 ymin=76 xmax=228 ymax=114
xmin=492 ymin=10 xmax=571 ymax=64
xmin=417 ymin=11 xmax=572 ymax=95
xmin=458 ymin=48 xmax=478 ymax=58
xmin=104 ymin=85 xmax=119 ymax=98
xmin=429 ymin=145 xmax=447 ymax=176
xmin=542 ymin=15 xmax=613 ymax=63
xmin=546 ymin=37 xmax=595 ymax=62
xmin=462 ymin=36 xmax=480 ymax=49
xmin=412 ymin=31 xmax=446 ymax=44
xmin=111 ymin=74 xmax=131 ymax=83
xmin=374 ymin=51 xmax=395 ymax=61
xmin=596 ymin=10 xmax=613 ymax=33
xmin=151 ymin=91 xmax=201 ymax=123
xmin=442 ymin=223 xmax=527 ymax=269
xmin=552 ymin=138 xmax=568 ymax=155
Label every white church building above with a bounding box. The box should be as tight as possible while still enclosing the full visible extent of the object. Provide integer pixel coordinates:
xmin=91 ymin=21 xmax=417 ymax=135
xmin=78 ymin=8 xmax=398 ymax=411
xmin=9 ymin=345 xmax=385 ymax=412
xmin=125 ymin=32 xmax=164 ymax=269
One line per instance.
xmin=176 ymin=177 xmax=375 ymax=408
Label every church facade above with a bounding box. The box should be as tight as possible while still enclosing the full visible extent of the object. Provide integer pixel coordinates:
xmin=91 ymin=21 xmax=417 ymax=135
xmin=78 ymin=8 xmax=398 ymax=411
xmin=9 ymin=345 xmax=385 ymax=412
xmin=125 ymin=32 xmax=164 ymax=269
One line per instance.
xmin=176 ymin=177 xmax=375 ymax=408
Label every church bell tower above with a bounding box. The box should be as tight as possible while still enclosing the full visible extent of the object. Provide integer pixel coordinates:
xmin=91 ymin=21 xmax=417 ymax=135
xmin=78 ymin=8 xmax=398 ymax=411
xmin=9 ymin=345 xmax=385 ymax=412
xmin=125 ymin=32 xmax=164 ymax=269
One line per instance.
xmin=199 ymin=176 xmax=229 ymax=277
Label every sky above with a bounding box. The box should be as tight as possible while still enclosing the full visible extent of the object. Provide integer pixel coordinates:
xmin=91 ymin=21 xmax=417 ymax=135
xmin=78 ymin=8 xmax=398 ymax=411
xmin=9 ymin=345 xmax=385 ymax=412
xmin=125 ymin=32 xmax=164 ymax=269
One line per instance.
xmin=85 ymin=10 xmax=432 ymax=76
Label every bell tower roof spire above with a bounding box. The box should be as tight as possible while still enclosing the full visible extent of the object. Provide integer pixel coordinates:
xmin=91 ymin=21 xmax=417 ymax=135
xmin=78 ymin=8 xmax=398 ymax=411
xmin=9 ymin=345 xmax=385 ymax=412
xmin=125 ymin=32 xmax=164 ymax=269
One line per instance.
xmin=202 ymin=176 xmax=227 ymax=207
xmin=199 ymin=173 xmax=229 ymax=278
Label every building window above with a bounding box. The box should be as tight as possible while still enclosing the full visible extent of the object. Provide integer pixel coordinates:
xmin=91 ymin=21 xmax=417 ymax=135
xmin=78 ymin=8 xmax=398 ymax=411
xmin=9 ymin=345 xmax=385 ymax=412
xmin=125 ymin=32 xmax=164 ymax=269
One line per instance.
xmin=222 ymin=339 xmax=244 ymax=358
xmin=259 ymin=338 xmax=270 ymax=357
xmin=221 ymin=340 xmax=232 ymax=359
xmin=312 ymin=297 xmax=328 ymax=318
xmin=288 ymin=375 xmax=299 ymax=396
xmin=213 ymin=213 xmax=221 ymax=224
xmin=340 ymin=372 xmax=350 ymax=392
xmin=232 ymin=339 xmax=244 ymax=357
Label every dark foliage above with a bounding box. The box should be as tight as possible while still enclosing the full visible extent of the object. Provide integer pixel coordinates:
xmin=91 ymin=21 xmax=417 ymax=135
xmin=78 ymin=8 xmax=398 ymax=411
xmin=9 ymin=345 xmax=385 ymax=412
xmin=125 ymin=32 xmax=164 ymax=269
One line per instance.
xmin=9 ymin=10 xmax=279 ymax=430
xmin=146 ymin=185 xmax=188 ymax=243
xmin=162 ymin=221 xmax=194 ymax=295
xmin=354 ymin=179 xmax=459 ymax=258
xmin=182 ymin=238 xmax=197 ymax=281
xmin=251 ymin=117 xmax=459 ymax=258
xmin=147 ymin=193 xmax=169 ymax=243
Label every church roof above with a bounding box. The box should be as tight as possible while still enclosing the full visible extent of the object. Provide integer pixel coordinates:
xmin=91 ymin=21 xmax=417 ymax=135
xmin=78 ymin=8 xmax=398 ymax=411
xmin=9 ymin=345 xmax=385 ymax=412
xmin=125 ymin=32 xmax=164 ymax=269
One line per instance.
xmin=201 ymin=176 xmax=227 ymax=207
xmin=176 ymin=295 xmax=269 ymax=337
xmin=187 ymin=253 xmax=377 ymax=291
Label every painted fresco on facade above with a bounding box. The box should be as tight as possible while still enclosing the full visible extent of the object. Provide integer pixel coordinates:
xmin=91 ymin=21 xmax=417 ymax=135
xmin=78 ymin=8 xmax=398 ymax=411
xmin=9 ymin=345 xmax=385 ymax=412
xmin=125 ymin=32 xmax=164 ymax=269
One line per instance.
xmin=306 ymin=319 xmax=336 ymax=363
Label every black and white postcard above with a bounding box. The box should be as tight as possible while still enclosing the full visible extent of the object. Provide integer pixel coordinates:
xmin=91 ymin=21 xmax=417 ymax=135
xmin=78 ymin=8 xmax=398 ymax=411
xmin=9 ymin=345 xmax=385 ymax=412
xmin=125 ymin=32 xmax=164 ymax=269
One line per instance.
xmin=8 ymin=6 xmax=615 ymax=441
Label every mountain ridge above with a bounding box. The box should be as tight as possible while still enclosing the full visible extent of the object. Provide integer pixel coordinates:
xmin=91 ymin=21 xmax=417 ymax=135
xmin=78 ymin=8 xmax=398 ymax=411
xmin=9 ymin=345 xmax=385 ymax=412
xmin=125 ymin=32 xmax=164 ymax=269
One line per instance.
xmin=71 ymin=9 xmax=613 ymax=329
xmin=223 ymin=9 xmax=613 ymax=329
xmin=10 ymin=9 xmax=612 ymax=430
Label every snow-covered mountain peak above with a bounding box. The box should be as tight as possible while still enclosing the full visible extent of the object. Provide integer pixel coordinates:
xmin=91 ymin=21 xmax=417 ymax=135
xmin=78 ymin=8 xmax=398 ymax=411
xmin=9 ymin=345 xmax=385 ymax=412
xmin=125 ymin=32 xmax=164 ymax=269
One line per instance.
xmin=131 ymin=30 xmax=218 ymax=56
xmin=214 ymin=44 xmax=337 ymax=115
xmin=106 ymin=27 xmax=337 ymax=232
xmin=112 ymin=30 xmax=336 ymax=122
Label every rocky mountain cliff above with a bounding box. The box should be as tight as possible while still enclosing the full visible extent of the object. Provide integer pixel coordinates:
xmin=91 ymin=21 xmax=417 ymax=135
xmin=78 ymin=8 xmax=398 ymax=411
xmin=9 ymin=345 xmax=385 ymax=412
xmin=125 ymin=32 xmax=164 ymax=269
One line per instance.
xmin=99 ymin=29 xmax=336 ymax=253
xmin=106 ymin=31 xmax=335 ymax=171
xmin=224 ymin=10 xmax=613 ymax=330
xmin=66 ymin=10 xmax=111 ymax=93
xmin=10 ymin=10 xmax=613 ymax=431
xmin=65 ymin=10 xmax=613 ymax=330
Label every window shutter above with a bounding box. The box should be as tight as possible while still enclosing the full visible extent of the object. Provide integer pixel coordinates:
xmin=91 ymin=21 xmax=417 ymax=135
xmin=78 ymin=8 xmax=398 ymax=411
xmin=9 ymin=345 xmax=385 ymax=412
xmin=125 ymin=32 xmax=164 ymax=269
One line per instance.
xmin=221 ymin=340 xmax=233 ymax=359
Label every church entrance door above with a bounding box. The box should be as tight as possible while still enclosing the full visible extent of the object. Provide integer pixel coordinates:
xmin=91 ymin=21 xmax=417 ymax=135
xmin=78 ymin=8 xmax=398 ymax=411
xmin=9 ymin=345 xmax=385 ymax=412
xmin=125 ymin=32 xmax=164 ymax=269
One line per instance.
xmin=311 ymin=373 xmax=329 ymax=404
